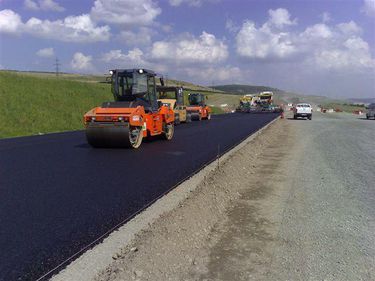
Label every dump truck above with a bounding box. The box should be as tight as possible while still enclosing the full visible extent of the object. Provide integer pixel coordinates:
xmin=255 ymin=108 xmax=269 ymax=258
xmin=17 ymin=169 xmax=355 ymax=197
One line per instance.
xmin=83 ymin=69 xmax=175 ymax=148
xmin=186 ymin=93 xmax=211 ymax=121
xmin=157 ymin=86 xmax=192 ymax=124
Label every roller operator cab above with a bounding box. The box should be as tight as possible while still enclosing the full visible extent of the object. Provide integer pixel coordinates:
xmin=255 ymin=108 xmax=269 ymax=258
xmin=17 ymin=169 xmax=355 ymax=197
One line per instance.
xmin=157 ymin=86 xmax=192 ymax=124
xmin=187 ymin=93 xmax=212 ymax=121
xmin=84 ymin=69 xmax=175 ymax=148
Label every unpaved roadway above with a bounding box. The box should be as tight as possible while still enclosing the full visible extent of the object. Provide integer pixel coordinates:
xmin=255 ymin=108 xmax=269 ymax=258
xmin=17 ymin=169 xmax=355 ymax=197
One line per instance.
xmin=96 ymin=112 xmax=375 ymax=281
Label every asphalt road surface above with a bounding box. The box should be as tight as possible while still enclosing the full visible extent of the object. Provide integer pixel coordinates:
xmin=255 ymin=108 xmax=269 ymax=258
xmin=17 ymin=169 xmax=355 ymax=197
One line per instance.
xmin=0 ymin=113 xmax=278 ymax=281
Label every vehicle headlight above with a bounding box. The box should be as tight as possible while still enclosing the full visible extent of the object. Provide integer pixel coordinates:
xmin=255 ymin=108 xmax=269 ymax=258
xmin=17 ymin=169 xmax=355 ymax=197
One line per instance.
xmin=91 ymin=117 xmax=96 ymax=122
xmin=118 ymin=117 xmax=124 ymax=121
xmin=132 ymin=115 xmax=140 ymax=121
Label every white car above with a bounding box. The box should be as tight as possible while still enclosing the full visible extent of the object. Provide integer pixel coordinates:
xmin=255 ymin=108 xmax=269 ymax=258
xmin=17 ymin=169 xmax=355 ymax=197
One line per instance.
xmin=293 ymin=103 xmax=312 ymax=120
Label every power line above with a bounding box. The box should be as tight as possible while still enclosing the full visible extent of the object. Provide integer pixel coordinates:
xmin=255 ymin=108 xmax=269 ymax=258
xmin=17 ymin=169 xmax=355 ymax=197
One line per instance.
xmin=53 ymin=57 xmax=61 ymax=77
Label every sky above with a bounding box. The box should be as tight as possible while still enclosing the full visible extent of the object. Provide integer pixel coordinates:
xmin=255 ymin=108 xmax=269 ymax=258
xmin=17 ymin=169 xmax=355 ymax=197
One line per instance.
xmin=0 ymin=0 xmax=374 ymax=98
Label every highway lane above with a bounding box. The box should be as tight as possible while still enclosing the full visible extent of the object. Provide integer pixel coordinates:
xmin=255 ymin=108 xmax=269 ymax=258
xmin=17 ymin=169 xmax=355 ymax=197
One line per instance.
xmin=0 ymin=113 xmax=278 ymax=280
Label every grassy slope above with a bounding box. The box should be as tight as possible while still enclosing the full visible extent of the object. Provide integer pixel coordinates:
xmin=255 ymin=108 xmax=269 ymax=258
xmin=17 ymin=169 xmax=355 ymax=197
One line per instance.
xmin=0 ymin=71 xmax=234 ymax=138
xmin=0 ymin=71 xmax=112 ymax=138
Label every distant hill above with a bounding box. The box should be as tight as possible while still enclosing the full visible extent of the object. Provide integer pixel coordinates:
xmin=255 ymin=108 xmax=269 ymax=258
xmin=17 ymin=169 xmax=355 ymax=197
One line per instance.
xmin=212 ymin=84 xmax=347 ymax=106
xmin=347 ymin=98 xmax=375 ymax=104
xmin=212 ymin=84 xmax=284 ymax=95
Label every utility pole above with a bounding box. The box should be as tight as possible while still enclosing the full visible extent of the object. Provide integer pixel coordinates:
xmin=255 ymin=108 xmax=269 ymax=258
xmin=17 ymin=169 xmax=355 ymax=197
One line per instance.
xmin=53 ymin=57 xmax=61 ymax=77
xmin=165 ymin=74 xmax=168 ymax=86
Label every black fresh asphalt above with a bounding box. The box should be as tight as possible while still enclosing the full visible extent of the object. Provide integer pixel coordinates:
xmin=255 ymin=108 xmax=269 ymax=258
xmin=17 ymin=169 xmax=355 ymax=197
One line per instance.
xmin=0 ymin=113 xmax=279 ymax=280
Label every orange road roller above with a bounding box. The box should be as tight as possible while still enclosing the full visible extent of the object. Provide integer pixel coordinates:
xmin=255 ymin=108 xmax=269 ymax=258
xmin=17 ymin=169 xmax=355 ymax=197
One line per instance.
xmin=83 ymin=69 xmax=175 ymax=148
xmin=186 ymin=93 xmax=212 ymax=121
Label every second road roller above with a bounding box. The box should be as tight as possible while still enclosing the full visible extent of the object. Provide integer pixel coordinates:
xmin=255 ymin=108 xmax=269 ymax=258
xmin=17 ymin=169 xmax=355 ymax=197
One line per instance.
xmin=83 ymin=69 xmax=175 ymax=148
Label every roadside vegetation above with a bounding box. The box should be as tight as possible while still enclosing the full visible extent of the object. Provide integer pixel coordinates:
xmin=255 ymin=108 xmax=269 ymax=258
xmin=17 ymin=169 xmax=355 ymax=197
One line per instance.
xmin=0 ymin=71 xmax=230 ymax=138
xmin=0 ymin=71 xmax=111 ymax=138
xmin=321 ymin=102 xmax=366 ymax=113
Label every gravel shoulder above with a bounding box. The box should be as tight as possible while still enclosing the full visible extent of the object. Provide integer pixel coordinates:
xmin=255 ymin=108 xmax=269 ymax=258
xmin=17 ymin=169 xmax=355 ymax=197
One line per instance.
xmin=95 ymin=112 xmax=375 ymax=281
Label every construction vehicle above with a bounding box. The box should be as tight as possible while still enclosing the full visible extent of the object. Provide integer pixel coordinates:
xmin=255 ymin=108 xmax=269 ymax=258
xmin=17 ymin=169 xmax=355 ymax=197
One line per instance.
xmin=83 ymin=69 xmax=175 ymax=148
xmin=237 ymin=91 xmax=279 ymax=113
xmin=237 ymin=94 xmax=257 ymax=112
xmin=157 ymin=86 xmax=192 ymax=124
xmin=258 ymin=91 xmax=273 ymax=105
xmin=186 ymin=93 xmax=211 ymax=121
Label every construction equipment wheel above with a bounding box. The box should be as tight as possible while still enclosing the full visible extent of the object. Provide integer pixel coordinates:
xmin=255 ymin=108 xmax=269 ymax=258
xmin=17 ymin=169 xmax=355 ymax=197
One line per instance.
xmin=127 ymin=126 xmax=143 ymax=148
xmin=163 ymin=123 xmax=174 ymax=140
xmin=86 ymin=124 xmax=143 ymax=148
xmin=174 ymin=113 xmax=181 ymax=125
xmin=191 ymin=113 xmax=200 ymax=121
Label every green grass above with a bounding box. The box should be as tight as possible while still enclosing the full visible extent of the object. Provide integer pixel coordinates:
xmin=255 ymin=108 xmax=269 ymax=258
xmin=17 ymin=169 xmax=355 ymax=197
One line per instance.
xmin=210 ymin=106 xmax=225 ymax=114
xmin=0 ymin=71 xmax=111 ymax=138
xmin=322 ymin=102 xmax=366 ymax=113
xmin=0 ymin=71 xmax=238 ymax=138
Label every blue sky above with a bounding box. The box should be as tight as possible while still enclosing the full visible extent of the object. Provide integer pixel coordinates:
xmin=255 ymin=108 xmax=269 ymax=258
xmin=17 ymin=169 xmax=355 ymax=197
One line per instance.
xmin=0 ymin=0 xmax=374 ymax=98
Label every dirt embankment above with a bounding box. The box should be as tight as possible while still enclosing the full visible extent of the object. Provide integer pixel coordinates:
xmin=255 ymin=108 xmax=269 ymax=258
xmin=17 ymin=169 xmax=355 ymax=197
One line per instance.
xmin=94 ymin=117 xmax=293 ymax=281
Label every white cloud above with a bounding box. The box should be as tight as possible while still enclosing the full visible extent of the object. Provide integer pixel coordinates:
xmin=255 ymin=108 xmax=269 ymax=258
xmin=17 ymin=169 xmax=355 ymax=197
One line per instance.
xmin=300 ymin=23 xmax=333 ymax=40
xmin=39 ymin=0 xmax=65 ymax=12
xmin=169 ymin=0 xmax=212 ymax=7
xmin=235 ymin=8 xmax=298 ymax=60
xmin=236 ymin=21 xmax=297 ymax=60
xmin=321 ymin=12 xmax=331 ymax=23
xmin=311 ymin=37 xmax=374 ymax=70
xmin=91 ymin=0 xmax=161 ymax=26
xmin=71 ymin=52 xmax=93 ymax=71
xmin=117 ymin=27 xmax=152 ymax=46
xmin=235 ymin=8 xmax=374 ymax=72
xmin=0 ymin=9 xmax=23 ymax=33
xmin=267 ymin=8 xmax=297 ymax=29
xmin=24 ymin=0 xmax=65 ymax=12
xmin=24 ymin=14 xmax=111 ymax=42
xmin=36 ymin=47 xmax=55 ymax=58
xmin=362 ymin=0 xmax=375 ymax=16
xmin=101 ymin=48 xmax=154 ymax=70
xmin=24 ymin=0 xmax=39 ymax=11
xmin=225 ymin=19 xmax=240 ymax=33
xmin=337 ymin=21 xmax=362 ymax=35
xmin=299 ymin=21 xmax=373 ymax=70
xmin=185 ymin=65 xmax=242 ymax=83
xmin=0 ymin=10 xmax=111 ymax=43
xmin=101 ymin=48 xmax=145 ymax=65
xmin=151 ymin=31 xmax=228 ymax=64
